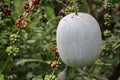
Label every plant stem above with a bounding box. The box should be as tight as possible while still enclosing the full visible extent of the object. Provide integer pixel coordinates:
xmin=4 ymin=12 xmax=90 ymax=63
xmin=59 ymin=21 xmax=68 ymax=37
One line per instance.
xmin=0 ymin=57 xmax=10 ymax=73
xmin=73 ymin=0 xmax=78 ymax=15
xmin=16 ymin=29 xmax=20 ymax=34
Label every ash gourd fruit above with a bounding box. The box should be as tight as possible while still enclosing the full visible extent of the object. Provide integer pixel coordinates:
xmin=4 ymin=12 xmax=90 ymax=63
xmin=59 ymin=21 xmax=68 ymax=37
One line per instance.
xmin=57 ymin=13 xmax=102 ymax=68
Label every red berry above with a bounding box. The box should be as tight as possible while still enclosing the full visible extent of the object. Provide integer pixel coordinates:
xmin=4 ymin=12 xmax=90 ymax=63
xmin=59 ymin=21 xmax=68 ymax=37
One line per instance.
xmin=25 ymin=9 xmax=30 ymax=13
xmin=59 ymin=9 xmax=66 ymax=16
xmin=51 ymin=60 xmax=57 ymax=69
xmin=19 ymin=14 xmax=24 ymax=20
xmin=52 ymin=47 xmax=57 ymax=52
xmin=15 ymin=22 xmax=20 ymax=27
xmin=16 ymin=19 xmax=21 ymax=23
xmin=23 ymin=21 xmax=28 ymax=28
xmin=54 ymin=52 xmax=59 ymax=57
xmin=19 ymin=14 xmax=23 ymax=18
xmin=32 ymin=0 xmax=39 ymax=5
xmin=24 ymin=1 xmax=29 ymax=9
xmin=3 ymin=7 xmax=12 ymax=16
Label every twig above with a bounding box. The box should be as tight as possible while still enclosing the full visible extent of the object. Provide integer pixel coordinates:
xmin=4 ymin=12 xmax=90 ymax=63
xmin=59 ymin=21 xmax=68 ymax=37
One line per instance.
xmin=86 ymin=0 xmax=96 ymax=18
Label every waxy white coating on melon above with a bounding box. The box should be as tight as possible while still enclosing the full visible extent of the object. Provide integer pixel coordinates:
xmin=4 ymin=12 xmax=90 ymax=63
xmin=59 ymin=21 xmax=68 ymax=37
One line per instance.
xmin=57 ymin=13 xmax=102 ymax=68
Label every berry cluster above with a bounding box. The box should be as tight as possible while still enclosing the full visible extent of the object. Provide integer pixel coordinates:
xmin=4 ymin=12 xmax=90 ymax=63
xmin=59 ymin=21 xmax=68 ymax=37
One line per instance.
xmin=3 ymin=7 xmax=12 ymax=16
xmin=9 ymin=34 xmax=20 ymax=43
xmin=0 ymin=4 xmax=12 ymax=29
xmin=15 ymin=14 xmax=28 ymax=29
xmin=38 ymin=8 xmax=47 ymax=22
xmin=52 ymin=47 xmax=59 ymax=57
xmin=104 ymin=2 xmax=113 ymax=28
xmin=50 ymin=60 xmax=61 ymax=69
xmin=6 ymin=34 xmax=20 ymax=56
xmin=46 ymin=48 xmax=61 ymax=78
xmin=15 ymin=0 xmax=40 ymax=29
xmin=24 ymin=1 xmax=30 ymax=13
xmin=6 ymin=46 xmax=19 ymax=56
xmin=104 ymin=13 xmax=111 ymax=26
xmin=103 ymin=2 xmax=113 ymax=38
xmin=105 ymin=2 xmax=113 ymax=11
xmin=104 ymin=30 xmax=112 ymax=37
xmin=101 ymin=44 xmax=110 ymax=53
xmin=24 ymin=0 xmax=39 ymax=13
xmin=44 ymin=75 xmax=57 ymax=80
xmin=66 ymin=6 xmax=75 ymax=14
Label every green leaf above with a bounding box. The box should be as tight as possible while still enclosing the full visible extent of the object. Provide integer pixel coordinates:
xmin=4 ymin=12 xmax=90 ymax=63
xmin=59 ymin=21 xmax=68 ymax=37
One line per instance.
xmin=95 ymin=59 xmax=104 ymax=65
xmin=45 ymin=44 xmax=52 ymax=52
xmin=113 ymin=44 xmax=120 ymax=50
xmin=27 ymin=40 xmax=35 ymax=44
xmin=0 ymin=74 xmax=4 ymax=80
xmin=26 ymin=72 xmax=33 ymax=79
xmin=32 ymin=76 xmax=43 ymax=80
xmin=112 ymin=39 xmax=120 ymax=50
xmin=15 ymin=59 xmax=50 ymax=66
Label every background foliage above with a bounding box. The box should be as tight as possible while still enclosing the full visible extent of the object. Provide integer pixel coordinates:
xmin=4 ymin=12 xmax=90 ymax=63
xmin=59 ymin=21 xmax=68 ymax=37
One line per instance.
xmin=0 ymin=0 xmax=120 ymax=80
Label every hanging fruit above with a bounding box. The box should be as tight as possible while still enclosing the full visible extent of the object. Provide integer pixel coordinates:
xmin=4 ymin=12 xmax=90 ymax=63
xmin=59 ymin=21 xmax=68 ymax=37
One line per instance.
xmin=57 ymin=13 xmax=102 ymax=68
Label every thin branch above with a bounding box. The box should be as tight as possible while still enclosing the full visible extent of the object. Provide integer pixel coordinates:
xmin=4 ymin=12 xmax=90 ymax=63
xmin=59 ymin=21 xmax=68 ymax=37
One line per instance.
xmin=86 ymin=0 xmax=96 ymax=18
